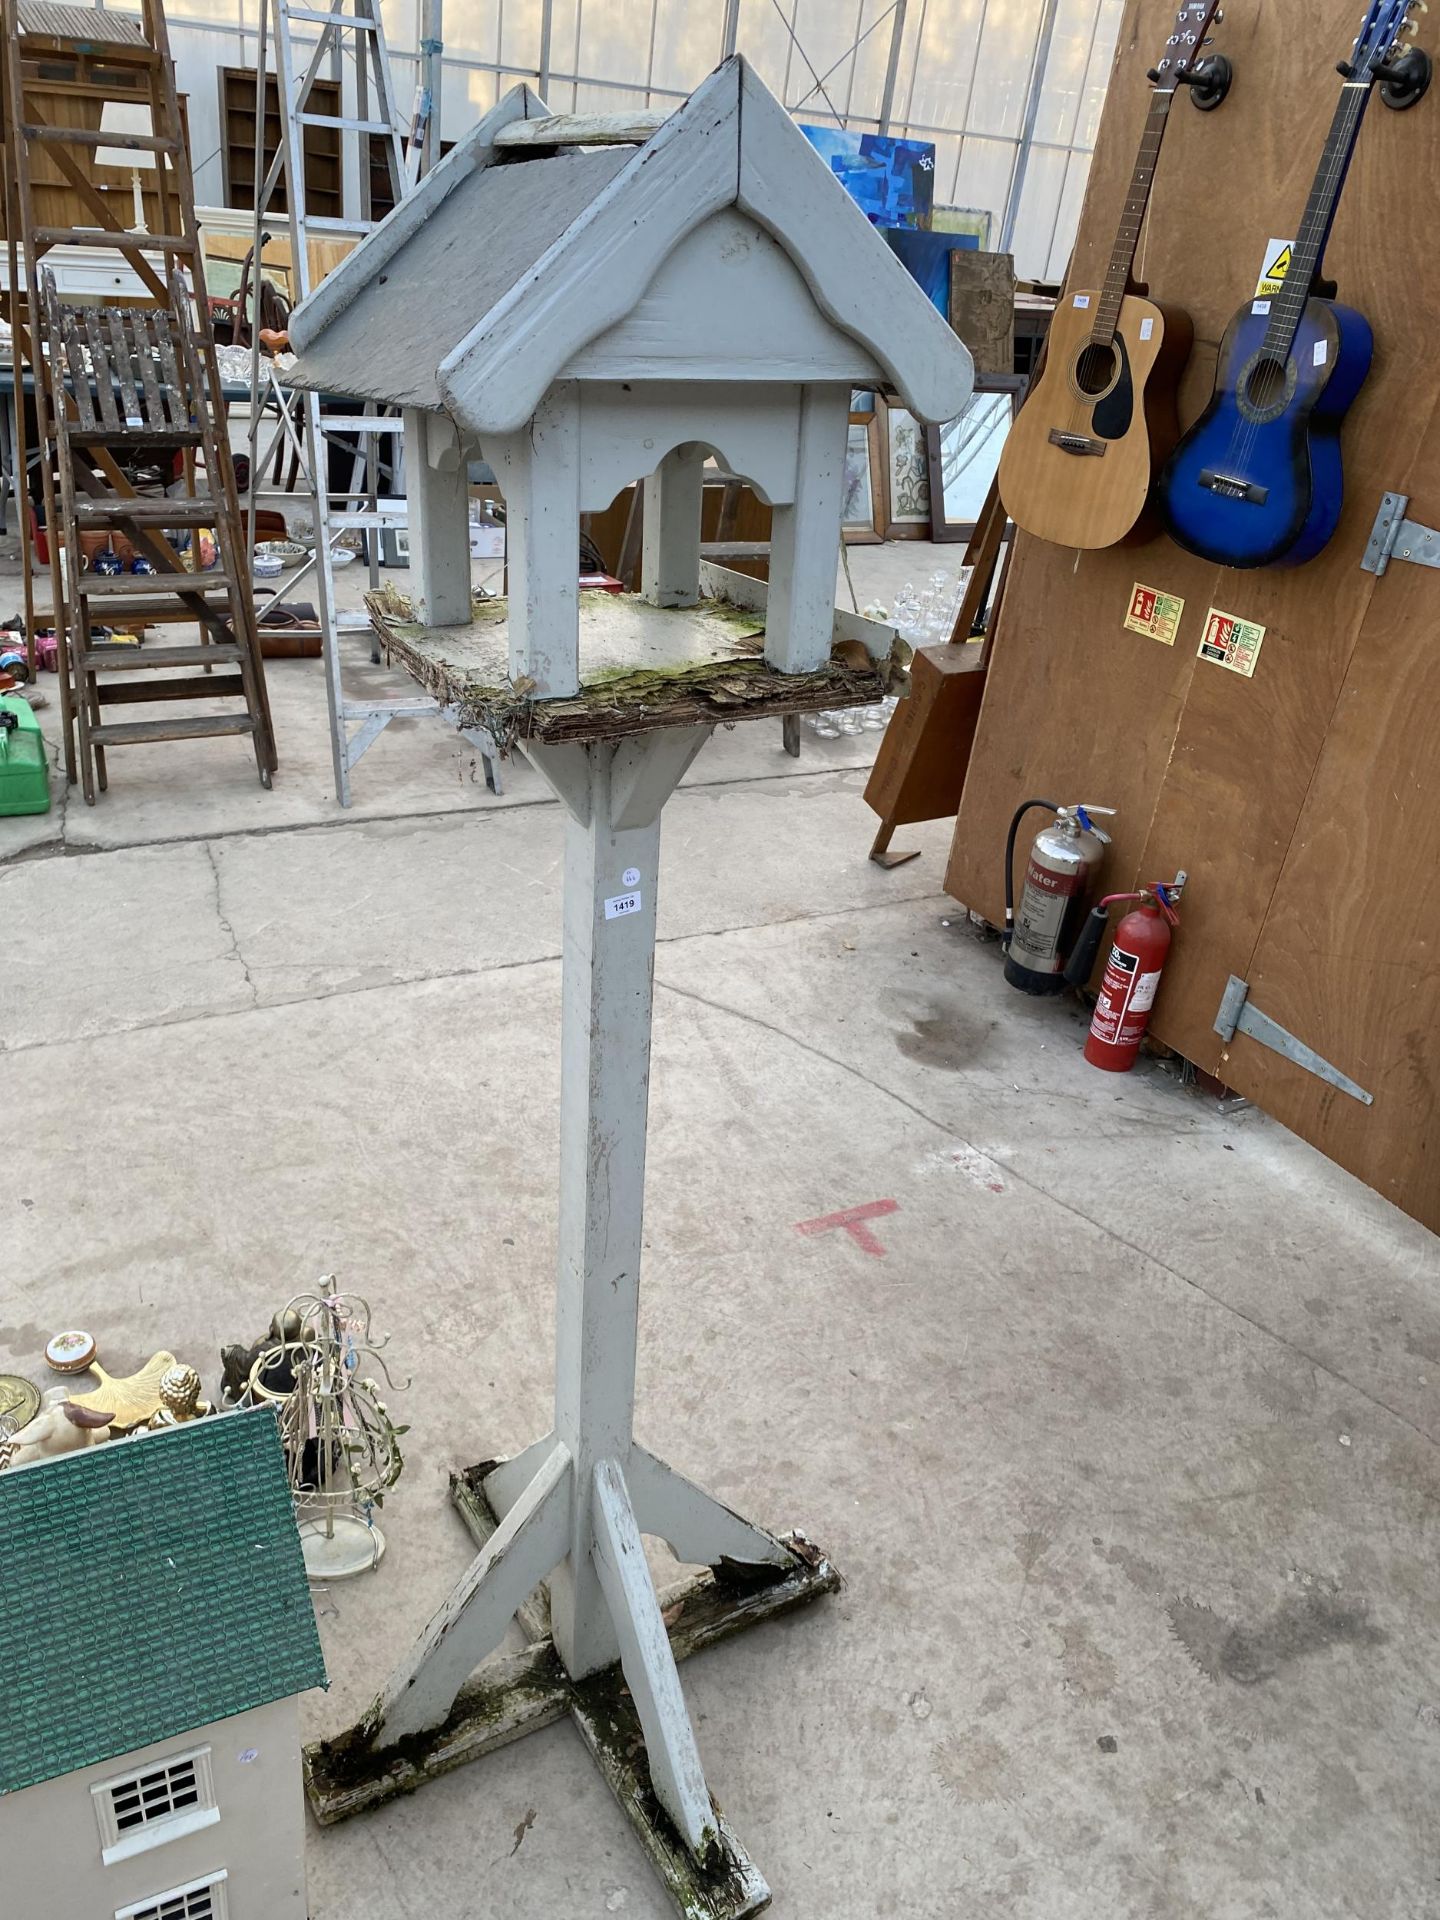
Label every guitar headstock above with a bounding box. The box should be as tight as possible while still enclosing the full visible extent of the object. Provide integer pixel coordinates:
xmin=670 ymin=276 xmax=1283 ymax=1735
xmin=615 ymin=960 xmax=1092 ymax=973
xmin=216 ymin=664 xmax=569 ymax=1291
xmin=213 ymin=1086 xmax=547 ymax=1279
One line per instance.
xmin=1348 ymin=0 xmax=1425 ymax=79
xmin=1149 ymin=0 xmax=1225 ymax=87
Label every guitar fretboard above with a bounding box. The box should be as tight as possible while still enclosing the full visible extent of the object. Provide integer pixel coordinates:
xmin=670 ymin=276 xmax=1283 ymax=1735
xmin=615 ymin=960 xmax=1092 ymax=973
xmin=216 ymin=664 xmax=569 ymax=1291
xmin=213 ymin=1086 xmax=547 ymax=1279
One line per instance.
xmin=1091 ymin=88 xmax=1174 ymax=344
xmin=1260 ymin=81 xmax=1373 ymax=362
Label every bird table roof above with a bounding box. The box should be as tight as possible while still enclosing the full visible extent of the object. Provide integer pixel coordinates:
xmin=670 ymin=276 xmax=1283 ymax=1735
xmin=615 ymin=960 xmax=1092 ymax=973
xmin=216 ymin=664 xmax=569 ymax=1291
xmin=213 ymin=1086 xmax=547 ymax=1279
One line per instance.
xmin=288 ymin=147 xmax=632 ymax=413
xmin=286 ymin=56 xmax=973 ymax=438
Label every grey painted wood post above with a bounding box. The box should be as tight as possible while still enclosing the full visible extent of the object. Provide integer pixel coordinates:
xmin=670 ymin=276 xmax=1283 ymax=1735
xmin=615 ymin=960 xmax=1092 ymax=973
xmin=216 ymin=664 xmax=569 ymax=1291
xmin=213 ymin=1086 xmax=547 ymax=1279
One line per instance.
xmin=488 ymin=382 xmax=582 ymax=697
xmin=342 ymin=721 xmax=833 ymax=1880
xmin=641 ymin=443 xmax=704 ymax=607
xmin=403 ymin=408 xmax=472 ymax=626
xmin=763 ymin=384 xmax=850 ymax=674
xmin=534 ymin=729 xmax=710 ymax=1677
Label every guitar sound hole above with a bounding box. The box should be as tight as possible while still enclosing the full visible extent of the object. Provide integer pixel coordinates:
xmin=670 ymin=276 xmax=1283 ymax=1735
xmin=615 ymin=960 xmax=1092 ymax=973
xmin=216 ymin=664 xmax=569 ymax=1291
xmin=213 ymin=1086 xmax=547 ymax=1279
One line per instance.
xmin=1074 ymin=342 xmax=1119 ymax=396
xmin=1243 ymin=356 xmax=1290 ymax=411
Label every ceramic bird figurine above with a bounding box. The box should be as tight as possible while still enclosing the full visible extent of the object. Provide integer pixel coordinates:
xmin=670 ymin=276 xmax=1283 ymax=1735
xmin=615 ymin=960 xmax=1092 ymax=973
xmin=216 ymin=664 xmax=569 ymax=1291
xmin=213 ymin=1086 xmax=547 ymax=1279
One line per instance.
xmin=3 ymin=1389 xmax=114 ymax=1467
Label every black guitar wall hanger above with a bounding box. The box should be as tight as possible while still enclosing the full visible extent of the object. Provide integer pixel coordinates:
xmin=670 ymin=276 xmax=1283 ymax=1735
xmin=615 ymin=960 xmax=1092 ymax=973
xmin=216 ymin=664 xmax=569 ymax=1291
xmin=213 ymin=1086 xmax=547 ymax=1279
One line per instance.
xmin=1378 ymin=43 xmax=1431 ymax=106
xmin=1184 ymin=53 xmax=1234 ymax=108
xmin=1147 ymin=14 xmax=1233 ymax=110
xmin=1338 ymin=4 xmax=1431 ymax=106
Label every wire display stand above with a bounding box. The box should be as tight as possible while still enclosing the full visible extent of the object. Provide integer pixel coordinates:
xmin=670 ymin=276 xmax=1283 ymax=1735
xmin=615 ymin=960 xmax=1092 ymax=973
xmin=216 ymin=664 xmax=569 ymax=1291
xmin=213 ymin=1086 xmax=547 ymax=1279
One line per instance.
xmin=249 ymin=1285 xmax=407 ymax=1581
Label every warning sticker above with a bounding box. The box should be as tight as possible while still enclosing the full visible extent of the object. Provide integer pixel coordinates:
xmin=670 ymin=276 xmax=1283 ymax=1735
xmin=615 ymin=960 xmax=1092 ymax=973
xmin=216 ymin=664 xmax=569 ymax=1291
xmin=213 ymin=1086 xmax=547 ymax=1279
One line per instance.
xmin=1125 ymin=582 xmax=1185 ymax=647
xmin=1198 ymin=606 xmax=1266 ymax=677
xmin=1130 ymin=968 xmax=1163 ymax=1015
xmin=1254 ymin=237 xmax=1294 ymax=299
xmin=1011 ymin=859 xmax=1080 ymax=971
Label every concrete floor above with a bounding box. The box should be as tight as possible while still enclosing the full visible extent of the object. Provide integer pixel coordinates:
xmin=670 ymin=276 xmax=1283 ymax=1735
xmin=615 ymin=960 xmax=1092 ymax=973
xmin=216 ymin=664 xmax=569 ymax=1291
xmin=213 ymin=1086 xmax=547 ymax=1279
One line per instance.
xmin=2 ymin=543 xmax=1438 ymax=1920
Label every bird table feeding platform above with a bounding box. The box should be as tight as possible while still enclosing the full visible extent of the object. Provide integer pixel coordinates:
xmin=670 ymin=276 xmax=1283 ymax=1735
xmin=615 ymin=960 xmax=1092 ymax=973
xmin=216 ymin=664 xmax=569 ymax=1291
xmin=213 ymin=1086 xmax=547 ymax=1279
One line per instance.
xmin=365 ymin=563 xmax=901 ymax=750
xmin=287 ymin=50 xmax=972 ymax=1917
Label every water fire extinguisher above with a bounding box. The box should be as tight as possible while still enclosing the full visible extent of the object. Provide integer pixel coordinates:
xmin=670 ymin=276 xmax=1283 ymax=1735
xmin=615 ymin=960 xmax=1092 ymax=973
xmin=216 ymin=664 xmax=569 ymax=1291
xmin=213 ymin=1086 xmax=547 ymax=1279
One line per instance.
xmin=1062 ymin=876 xmax=1187 ymax=1073
xmin=1002 ymin=800 xmax=1117 ymax=994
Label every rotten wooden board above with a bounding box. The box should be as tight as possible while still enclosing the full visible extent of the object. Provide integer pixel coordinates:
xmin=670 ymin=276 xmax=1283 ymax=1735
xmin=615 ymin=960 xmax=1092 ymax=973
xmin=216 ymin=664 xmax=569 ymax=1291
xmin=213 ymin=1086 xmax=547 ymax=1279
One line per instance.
xmin=572 ymin=1678 xmax=772 ymax=1919
xmin=367 ymin=583 xmax=899 ymax=749
xmin=493 ymin=110 xmax=669 ymax=148
xmin=303 ymin=1637 xmax=572 ymax=1825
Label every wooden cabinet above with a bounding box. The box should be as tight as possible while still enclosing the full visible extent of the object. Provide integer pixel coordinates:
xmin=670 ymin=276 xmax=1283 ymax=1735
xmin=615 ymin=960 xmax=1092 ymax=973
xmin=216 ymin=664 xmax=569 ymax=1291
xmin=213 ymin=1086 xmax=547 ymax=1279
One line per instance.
xmin=219 ymin=67 xmax=341 ymax=220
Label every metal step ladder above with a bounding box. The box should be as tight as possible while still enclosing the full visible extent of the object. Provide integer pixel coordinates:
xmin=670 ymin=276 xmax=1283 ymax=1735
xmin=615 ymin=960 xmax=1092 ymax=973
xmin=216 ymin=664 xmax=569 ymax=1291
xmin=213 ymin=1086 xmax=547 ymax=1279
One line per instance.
xmin=1 ymin=0 xmax=276 ymax=800
xmin=246 ymin=0 xmax=489 ymax=807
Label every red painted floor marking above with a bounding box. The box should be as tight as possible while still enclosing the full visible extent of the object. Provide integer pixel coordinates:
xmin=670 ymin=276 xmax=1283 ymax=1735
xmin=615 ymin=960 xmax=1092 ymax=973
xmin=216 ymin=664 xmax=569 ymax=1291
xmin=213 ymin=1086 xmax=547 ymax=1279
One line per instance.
xmin=793 ymin=1197 xmax=899 ymax=1257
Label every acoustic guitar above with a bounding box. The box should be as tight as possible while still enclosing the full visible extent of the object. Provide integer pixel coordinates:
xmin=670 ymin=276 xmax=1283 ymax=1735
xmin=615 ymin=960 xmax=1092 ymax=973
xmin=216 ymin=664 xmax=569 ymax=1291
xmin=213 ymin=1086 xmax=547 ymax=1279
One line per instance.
xmin=1161 ymin=0 xmax=1419 ymax=569
xmin=998 ymin=0 xmax=1223 ymax=550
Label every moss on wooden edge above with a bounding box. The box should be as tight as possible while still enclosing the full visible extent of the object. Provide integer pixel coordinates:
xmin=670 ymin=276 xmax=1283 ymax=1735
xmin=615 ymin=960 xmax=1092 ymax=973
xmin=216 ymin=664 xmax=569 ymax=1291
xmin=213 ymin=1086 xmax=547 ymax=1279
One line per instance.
xmin=302 ymin=1641 xmax=569 ymax=1821
xmin=494 ymin=654 xmax=886 ymax=749
xmin=366 ymin=587 xmax=903 ymax=750
xmin=570 ymin=1672 xmax=770 ymax=1918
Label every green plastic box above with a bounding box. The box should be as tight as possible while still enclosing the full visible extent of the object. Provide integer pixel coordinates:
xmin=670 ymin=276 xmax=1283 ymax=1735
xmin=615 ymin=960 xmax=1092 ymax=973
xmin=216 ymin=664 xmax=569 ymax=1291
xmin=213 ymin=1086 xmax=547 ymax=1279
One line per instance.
xmin=0 ymin=694 xmax=50 ymax=815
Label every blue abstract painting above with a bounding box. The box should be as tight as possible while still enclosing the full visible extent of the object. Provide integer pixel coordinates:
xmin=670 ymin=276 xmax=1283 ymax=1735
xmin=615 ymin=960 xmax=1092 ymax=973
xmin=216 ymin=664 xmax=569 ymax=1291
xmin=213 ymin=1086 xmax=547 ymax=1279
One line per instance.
xmin=884 ymin=228 xmax=980 ymax=315
xmin=799 ymin=126 xmax=936 ymax=229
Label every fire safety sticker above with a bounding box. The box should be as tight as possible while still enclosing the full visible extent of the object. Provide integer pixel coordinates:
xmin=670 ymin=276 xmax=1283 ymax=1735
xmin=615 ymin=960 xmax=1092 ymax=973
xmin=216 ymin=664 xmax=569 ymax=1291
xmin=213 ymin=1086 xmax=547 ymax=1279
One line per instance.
xmin=1198 ymin=607 xmax=1266 ymax=678
xmin=1124 ymin=582 xmax=1185 ymax=647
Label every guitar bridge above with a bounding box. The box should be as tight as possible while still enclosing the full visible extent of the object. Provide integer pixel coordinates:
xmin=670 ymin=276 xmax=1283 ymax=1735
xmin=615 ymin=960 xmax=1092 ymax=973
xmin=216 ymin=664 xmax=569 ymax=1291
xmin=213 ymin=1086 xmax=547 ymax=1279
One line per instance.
xmin=1048 ymin=429 xmax=1106 ymax=457
xmin=1199 ymin=468 xmax=1269 ymax=504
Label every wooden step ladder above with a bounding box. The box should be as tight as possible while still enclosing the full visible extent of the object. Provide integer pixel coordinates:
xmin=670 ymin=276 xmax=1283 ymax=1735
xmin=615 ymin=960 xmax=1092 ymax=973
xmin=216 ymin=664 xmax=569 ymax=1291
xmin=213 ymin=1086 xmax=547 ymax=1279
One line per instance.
xmin=1 ymin=0 xmax=276 ymax=803
xmin=43 ymin=272 xmax=274 ymax=794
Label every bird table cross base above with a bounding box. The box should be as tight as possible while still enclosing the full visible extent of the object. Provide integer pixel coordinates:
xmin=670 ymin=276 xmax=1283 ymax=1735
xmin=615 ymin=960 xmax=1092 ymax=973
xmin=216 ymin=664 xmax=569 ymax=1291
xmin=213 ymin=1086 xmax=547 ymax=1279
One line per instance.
xmin=305 ymin=1459 xmax=838 ymax=1915
xmin=302 ymin=731 xmax=840 ymax=1919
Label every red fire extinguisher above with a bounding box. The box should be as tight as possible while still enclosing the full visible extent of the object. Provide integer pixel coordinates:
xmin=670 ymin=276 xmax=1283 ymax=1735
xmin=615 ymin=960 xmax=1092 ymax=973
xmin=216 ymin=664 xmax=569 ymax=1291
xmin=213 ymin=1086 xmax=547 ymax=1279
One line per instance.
xmin=1062 ymin=877 xmax=1185 ymax=1074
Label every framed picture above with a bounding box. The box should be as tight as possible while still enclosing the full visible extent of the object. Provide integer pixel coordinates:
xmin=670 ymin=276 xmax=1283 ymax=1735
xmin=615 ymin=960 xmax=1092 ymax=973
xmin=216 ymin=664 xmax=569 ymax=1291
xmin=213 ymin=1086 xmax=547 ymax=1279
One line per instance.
xmin=931 ymin=205 xmax=993 ymax=246
xmin=948 ymin=250 xmax=1017 ymax=377
xmin=884 ymin=227 xmax=979 ymax=316
xmin=926 ymin=376 xmax=1025 ymax=542
xmin=842 ymin=411 xmax=886 ymax=544
xmin=882 ymin=400 xmax=932 ymax=539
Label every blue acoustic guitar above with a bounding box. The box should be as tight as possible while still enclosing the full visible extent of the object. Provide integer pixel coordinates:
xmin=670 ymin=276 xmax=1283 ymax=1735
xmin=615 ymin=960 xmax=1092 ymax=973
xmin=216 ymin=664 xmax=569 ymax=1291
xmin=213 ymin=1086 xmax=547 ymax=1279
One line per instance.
xmin=1161 ymin=0 xmax=1420 ymax=569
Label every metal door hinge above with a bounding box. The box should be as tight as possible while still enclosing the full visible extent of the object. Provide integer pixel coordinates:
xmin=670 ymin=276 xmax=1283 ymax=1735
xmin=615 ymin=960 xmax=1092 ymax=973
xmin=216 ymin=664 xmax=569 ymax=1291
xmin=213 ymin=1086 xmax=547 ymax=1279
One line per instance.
xmin=1213 ymin=976 xmax=1373 ymax=1105
xmin=1361 ymin=492 xmax=1440 ymax=575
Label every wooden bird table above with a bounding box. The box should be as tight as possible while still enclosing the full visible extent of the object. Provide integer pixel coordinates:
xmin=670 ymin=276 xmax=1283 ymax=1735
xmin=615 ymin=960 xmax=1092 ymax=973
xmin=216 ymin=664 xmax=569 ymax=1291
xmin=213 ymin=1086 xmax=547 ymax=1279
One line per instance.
xmin=281 ymin=58 xmax=973 ymax=1910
